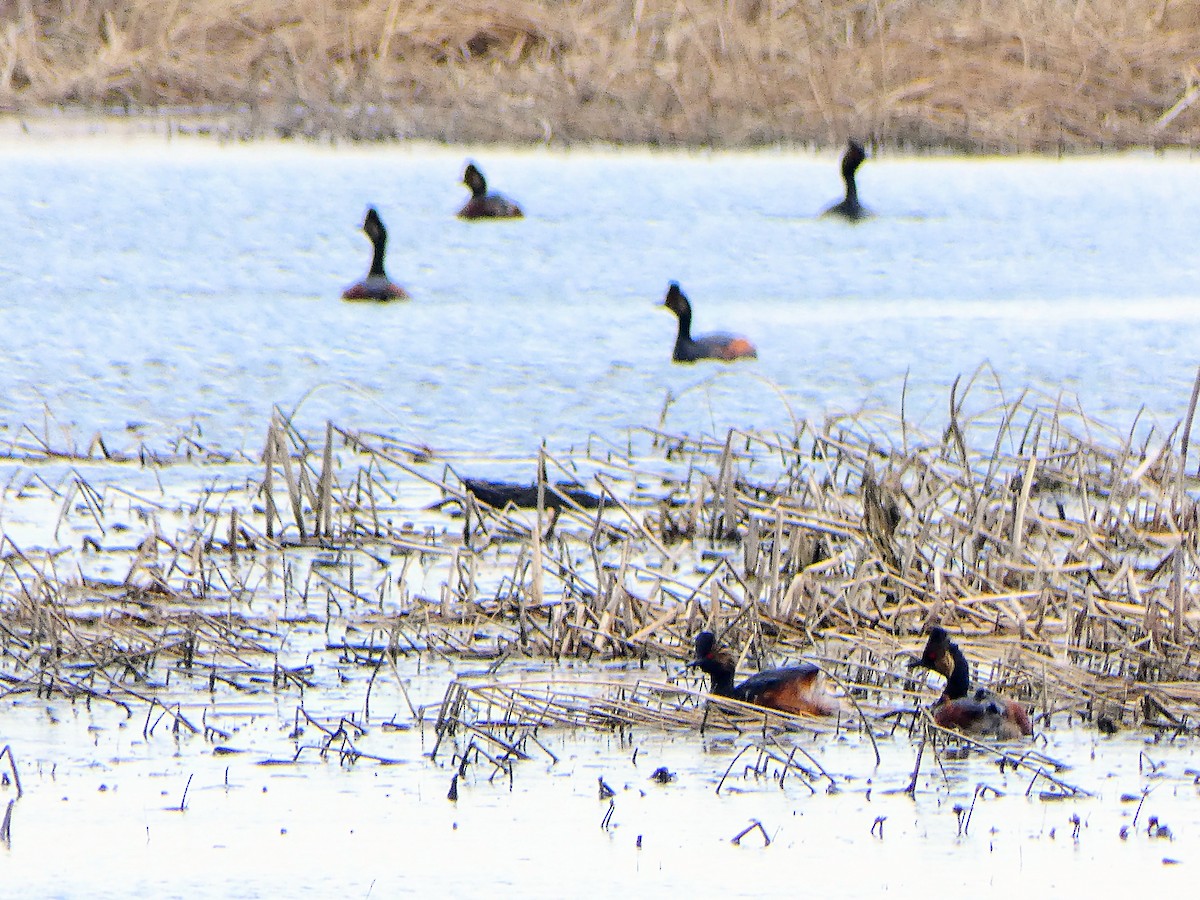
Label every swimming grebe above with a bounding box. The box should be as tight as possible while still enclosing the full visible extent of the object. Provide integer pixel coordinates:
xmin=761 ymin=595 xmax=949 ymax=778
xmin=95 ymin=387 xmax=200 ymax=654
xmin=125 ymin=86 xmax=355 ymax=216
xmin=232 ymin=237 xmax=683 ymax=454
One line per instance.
xmin=342 ymin=207 xmax=409 ymax=301
xmin=457 ymin=162 xmax=523 ymax=219
xmin=822 ymin=140 xmax=870 ymax=221
xmin=463 ymin=478 xmax=601 ymax=510
xmin=910 ymin=627 xmax=1032 ymax=739
xmin=663 ymin=282 xmax=757 ymax=363
xmin=689 ymin=631 xmax=837 ymax=716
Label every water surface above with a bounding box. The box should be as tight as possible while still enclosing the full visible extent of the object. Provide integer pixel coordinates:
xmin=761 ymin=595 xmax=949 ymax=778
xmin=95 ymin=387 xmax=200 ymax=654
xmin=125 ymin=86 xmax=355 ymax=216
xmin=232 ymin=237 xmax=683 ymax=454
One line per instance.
xmin=1 ymin=141 xmax=1197 ymax=462
xmin=1 ymin=138 xmax=1199 ymax=896
xmin=2 ymin=665 xmax=1196 ymax=897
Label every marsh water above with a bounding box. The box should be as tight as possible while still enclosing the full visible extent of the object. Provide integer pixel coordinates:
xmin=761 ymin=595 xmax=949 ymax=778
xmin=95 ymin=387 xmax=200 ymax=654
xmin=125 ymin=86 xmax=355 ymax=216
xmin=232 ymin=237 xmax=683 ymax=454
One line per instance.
xmin=2 ymin=140 xmax=1199 ymax=459
xmin=3 ymin=665 xmax=1198 ymax=898
xmin=1 ymin=137 xmax=1199 ymax=896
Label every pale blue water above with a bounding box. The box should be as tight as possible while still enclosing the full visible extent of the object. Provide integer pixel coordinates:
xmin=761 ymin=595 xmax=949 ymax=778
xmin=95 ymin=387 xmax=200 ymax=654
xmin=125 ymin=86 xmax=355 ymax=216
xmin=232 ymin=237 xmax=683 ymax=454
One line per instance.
xmin=1 ymin=663 xmax=1196 ymax=898
xmin=0 ymin=140 xmax=1198 ymax=463
xmin=1 ymin=138 xmax=1199 ymax=897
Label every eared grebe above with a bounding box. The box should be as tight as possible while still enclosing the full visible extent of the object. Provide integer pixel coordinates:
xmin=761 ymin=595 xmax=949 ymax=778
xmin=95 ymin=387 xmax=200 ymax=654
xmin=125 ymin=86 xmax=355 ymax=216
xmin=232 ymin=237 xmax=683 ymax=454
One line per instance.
xmin=822 ymin=140 xmax=870 ymax=221
xmin=690 ymin=631 xmax=838 ymax=716
xmin=457 ymin=162 xmax=523 ymax=219
xmin=463 ymin=478 xmax=600 ymax=510
xmin=910 ymin=627 xmax=1032 ymax=739
xmin=663 ymin=282 xmax=757 ymax=363
xmin=342 ymin=207 xmax=409 ymax=301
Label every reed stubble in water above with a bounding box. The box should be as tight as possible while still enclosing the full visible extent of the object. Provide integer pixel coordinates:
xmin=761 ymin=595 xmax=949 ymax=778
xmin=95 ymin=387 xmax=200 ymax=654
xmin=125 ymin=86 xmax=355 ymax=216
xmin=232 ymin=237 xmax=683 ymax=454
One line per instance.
xmin=2 ymin=1 xmax=1199 ymax=149
xmin=2 ymin=371 xmax=1200 ymax=752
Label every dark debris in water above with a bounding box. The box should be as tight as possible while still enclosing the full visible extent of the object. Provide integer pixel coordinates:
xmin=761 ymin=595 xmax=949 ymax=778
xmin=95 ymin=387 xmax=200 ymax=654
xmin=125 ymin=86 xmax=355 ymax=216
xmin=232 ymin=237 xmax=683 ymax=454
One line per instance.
xmin=462 ymin=477 xmax=601 ymax=510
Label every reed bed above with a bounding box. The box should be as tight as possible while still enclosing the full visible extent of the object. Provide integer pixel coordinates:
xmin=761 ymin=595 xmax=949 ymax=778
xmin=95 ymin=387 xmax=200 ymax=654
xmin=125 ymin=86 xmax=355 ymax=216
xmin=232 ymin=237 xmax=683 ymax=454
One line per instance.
xmin=1 ymin=374 xmax=1199 ymax=745
xmin=1 ymin=1 xmax=1199 ymax=149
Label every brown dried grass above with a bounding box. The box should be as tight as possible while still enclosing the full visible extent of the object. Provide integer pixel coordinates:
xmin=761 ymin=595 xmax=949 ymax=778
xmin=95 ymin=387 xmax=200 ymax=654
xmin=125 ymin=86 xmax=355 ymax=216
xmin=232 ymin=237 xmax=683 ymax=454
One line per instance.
xmin=1 ymin=0 xmax=1198 ymax=148
xmin=3 ymin=371 xmax=1199 ymax=739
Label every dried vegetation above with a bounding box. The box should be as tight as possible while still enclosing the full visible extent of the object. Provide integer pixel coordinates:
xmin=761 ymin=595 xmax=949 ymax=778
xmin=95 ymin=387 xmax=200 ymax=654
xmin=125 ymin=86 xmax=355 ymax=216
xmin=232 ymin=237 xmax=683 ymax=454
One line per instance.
xmin=1 ymin=0 xmax=1199 ymax=148
xmin=2 ymin=370 xmax=1199 ymax=755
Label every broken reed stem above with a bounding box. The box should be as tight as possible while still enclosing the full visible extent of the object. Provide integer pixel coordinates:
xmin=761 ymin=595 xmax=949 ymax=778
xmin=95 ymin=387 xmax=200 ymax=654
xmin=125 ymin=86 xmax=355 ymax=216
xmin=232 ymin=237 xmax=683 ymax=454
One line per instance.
xmin=261 ymin=417 xmax=277 ymax=539
xmin=828 ymin=673 xmax=882 ymax=766
xmin=320 ymin=420 xmax=335 ymax=540
xmin=730 ymin=820 xmax=771 ymax=846
xmin=0 ymin=745 xmax=23 ymax=798
xmin=530 ymin=446 xmax=546 ymax=626
xmin=905 ymin=733 xmax=925 ymax=796
xmin=716 ymin=743 xmax=754 ymax=796
xmin=1173 ymin=366 xmax=1200 ymax=643
xmin=274 ymin=416 xmax=305 ymax=540
xmin=178 ymin=772 xmax=193 ymax=811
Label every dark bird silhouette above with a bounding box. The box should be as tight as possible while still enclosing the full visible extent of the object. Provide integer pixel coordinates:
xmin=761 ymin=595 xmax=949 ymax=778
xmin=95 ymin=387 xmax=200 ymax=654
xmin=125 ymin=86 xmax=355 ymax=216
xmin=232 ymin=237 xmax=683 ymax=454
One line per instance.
xmin=910 ymin=627 xmax=1032 ymax=739
xmin=690 ymin=631 xmax=837 ymax=716
xmin=662 ymin=282 xmax=757 ymax=363
xmin=342 ymin=207 xmax=409 ymax=301
xmin=822 ymin=140 xmax=870 ymax=221
xmin=463 ymin=478 xmax=600 ymax=510
xmin=458 ymin=162 xmax=523 ymax=219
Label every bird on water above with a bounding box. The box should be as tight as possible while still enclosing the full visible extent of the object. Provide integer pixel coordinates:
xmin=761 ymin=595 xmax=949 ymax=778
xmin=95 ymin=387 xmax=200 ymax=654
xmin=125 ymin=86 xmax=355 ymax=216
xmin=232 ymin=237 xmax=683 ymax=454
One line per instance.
xmin=909 ymin=626 xmax=1032 ymax=739
xmin=689 ymin=631 xmax=837 ymax=716
xmin=342 ymin=207 xmax=409 ymax=301
xmin=662 ymin=282 xmax=757 ymax=363
xmin=457 ymin=162 xmax=524 ymax=219
xmin=822 ymin=140 xmax=870 ymax=221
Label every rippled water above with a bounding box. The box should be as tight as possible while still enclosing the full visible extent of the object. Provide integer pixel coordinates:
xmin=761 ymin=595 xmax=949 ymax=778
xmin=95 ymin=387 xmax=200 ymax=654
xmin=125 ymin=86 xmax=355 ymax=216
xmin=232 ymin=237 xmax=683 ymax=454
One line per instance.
xmin=1 ymin=139 xmax=1198 ymax=463
xmin=2 ymin=137 xmax=1200 ymax=895
xmin=2 ymin=661 xmax=1197 ymax=898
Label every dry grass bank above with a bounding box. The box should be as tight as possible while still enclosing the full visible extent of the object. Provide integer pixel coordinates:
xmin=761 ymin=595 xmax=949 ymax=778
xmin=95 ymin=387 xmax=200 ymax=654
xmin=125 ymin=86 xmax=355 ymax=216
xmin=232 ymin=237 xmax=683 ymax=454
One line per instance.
xmin=1 ymin=2 xmax=1198 ymax=145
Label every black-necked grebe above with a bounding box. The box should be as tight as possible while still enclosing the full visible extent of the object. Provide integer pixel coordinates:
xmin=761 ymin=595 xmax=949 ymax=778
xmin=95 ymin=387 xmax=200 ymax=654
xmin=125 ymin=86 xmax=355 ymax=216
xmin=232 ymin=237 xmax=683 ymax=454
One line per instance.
xmin=690 ymin=631 xmax=838 ymax=716
xmin=463 ymin=478 xmax=600 ymax=510
xmin=663 ymin=282 xmax=756 ymax=363
xmin=822 ymin=140 xmax=870 ymax=221
xmin=342 ymin=207 xmax=409 ymax=301
xmin=910 ymin=627 xmax=1032 ymax=739
xmin=457 ymin=162 xmax=523 ymax=219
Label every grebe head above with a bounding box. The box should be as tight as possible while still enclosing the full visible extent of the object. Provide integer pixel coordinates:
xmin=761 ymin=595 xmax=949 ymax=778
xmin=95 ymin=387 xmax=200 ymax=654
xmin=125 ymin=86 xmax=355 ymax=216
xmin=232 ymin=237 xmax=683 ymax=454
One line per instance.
xmin=690 ymin=630 xmax=718 ymax=664
xmin=663 ymin=281 xmax=691 ymax=318
xmin=842 ymin=140 xmax=866 ymax=181
xmin=688 ymin=630 xmax=737 ymax=696
xmin=917 ymin=626 xmax=951 ymax=672
xmin=363 ymin=206 xmax=387 ymax=246
xmin=909 ymin=626 xmax=971 ymax=700
xmin=463 ymin=162 xmax=487 ymax=198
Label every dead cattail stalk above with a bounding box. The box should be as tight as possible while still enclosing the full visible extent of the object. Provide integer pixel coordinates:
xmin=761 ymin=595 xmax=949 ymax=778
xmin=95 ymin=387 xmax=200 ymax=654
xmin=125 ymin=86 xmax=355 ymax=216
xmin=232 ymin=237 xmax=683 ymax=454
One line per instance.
xmin=319 ymin=420 xmax=335 ymax=540
xmin=1173 ymin=367 xmax=1200 ymax=643
xmin=0 ymin=745 xmax=23 ymax=798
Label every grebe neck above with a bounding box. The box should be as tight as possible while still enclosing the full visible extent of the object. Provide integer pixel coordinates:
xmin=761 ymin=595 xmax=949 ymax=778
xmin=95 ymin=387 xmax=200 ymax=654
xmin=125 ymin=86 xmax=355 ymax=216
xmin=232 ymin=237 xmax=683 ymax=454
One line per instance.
xmin=944 ymin=642 xmax=971 ymax=700
xmin=369 ymin=234 xmax=387 ymax=278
